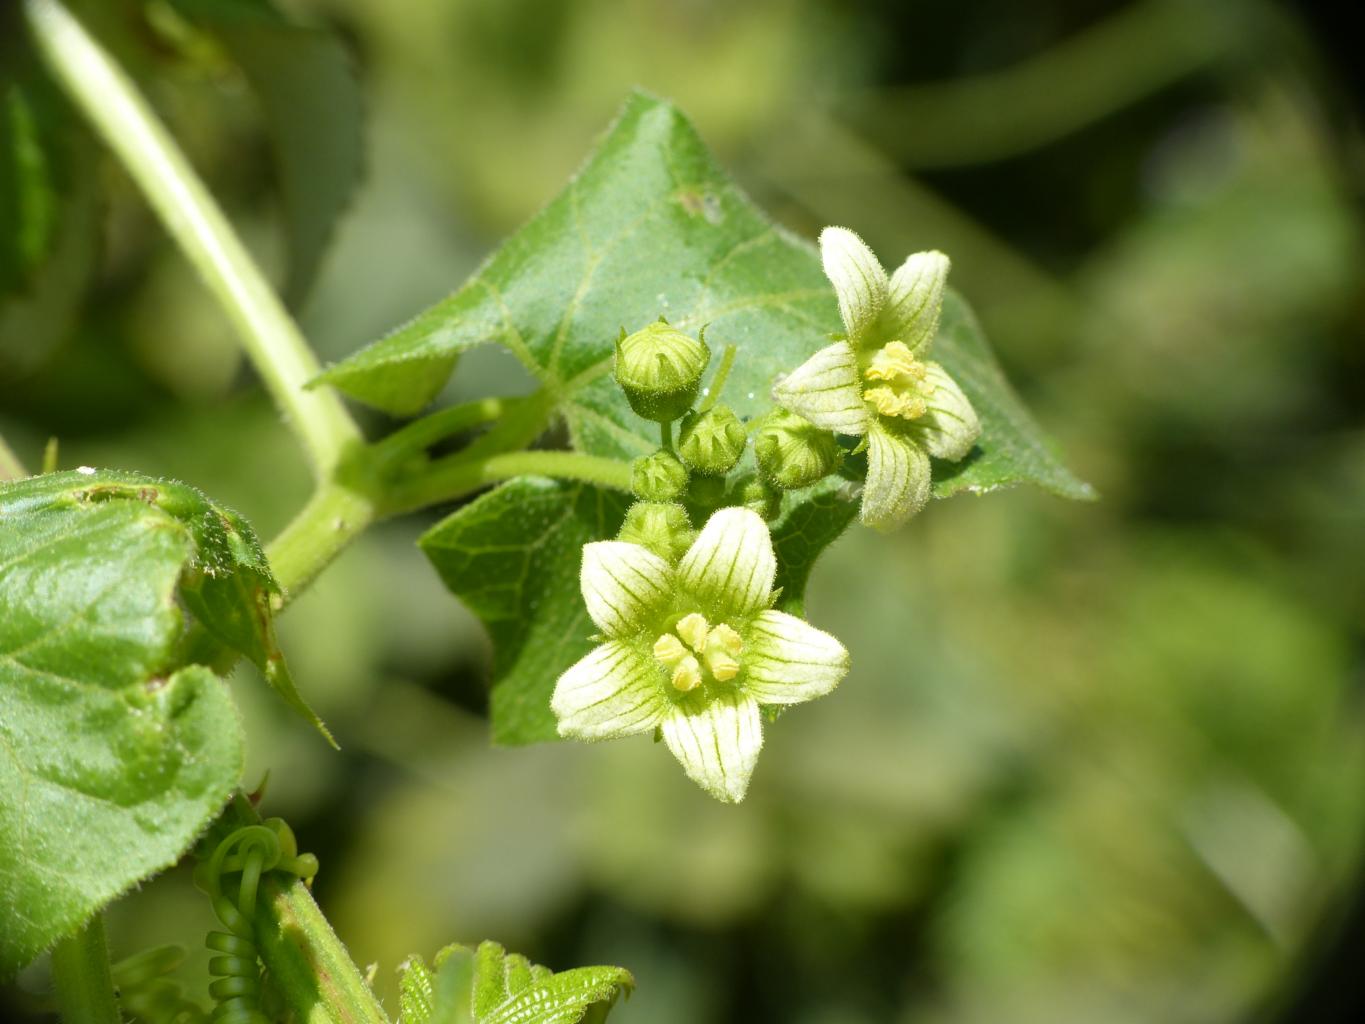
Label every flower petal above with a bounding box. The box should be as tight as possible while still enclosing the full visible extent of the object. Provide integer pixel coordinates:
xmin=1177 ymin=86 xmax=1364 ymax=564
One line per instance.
xmin=580 ymin=541 xmax=673 ymax=638
xmin=907 ymin=361 xmax=980 ymax=461
xmin=677 ymin=507 xmax=776 ymax=619
xmin=661 ymin=692 xmax=763 ymax=803
xmin=552 ymin=642 xmax=668 ymax=739
xmin=861 ymin=420 xmax=932 ymax=531
xmin=881 ymin=250 xmax=949 ymax=354
xmin=820 ymin=227 xmax=886 ymax=343
xmin=744 ymin=610 xmax=850 ymax=705
xmin=772 ymin=342 xmax=870 ymax=435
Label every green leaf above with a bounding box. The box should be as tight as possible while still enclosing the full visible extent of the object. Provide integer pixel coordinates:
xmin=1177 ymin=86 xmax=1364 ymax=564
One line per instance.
xmin=9 ymin=469 xmax=329 ymax=741
xmin=319 ymin=90 xmax=1088 ymax=500
xmin=406 ymin=941 xmax=632 ymax=1024
xmin=399 ymin=954 xmax=440 ymax=1024
xmin=0 ymin=472 xmax=254 ymax=977
xmin=931 ymin=293 xmax=1094 ymax=500
xmin=769 ymin=479 xmax=858 ymax=617
xmin=168 ymin=0 xmax=364 ymax=305
xmin=419 ymin=477 xmax=630 ymax=746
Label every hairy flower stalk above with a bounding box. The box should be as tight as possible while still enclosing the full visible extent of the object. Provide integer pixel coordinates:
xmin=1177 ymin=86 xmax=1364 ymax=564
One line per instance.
xmin=552 ymin=507 xmax=850 ymax=802
xmin=773 ymin=227 xmax=981 ymax=529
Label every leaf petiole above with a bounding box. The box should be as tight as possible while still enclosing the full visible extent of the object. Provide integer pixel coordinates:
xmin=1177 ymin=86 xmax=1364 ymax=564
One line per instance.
xmin=50 ymin=916 xmax=120 ymax=1024
xmin=370 ymin=396 xmax=510 ymax=468
xmin=383 ymin=449 xmax=634 ymax=517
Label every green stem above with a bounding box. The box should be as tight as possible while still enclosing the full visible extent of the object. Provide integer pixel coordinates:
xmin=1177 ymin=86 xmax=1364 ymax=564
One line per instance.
xmin=266 ymin=482 xmax=377 ymax=602
xmin=24 ymin=0 xmax=361 ymax=480
xmin=218 ymin=796 xmax=389 ymax=1024
xmin=0 ymin=434 xmax=28 ymax=481
xmin=660 ymin=420 xmax=673 ymax=452
xmin=50 ymin=916 xmax=121 ymax=1024
xmin=370 ymin=397 xmax=508 ymax=466
xmin=385 ymin=449 xmax=633 ymax=516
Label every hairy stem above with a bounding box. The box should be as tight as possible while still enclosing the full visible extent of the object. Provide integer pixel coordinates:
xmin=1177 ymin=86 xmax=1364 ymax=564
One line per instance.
xmin=370 ymin=397 xmax=509 ymax=466
xmin=385 ymin=449 xmax=633 ymax=515
xmin=218 ymin=796 xmax=389 ymax=1024
xmin=266 ymin=482 xmax=377 ymax=602
xmin=24 ymin=0 xmax=361 ymax=479
xmin=50 ymin=916 xmax=121 ymax=1024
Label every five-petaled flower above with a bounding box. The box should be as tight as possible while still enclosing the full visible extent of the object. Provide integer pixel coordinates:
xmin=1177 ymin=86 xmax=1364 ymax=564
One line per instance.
xmin=773 ymin=227 xmax=981 ymax=530
xmin=552 ymin=507 xmax=850 ymax=802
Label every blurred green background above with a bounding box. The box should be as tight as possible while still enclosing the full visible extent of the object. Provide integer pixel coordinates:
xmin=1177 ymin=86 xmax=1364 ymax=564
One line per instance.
xmin=3 ymin=0 xmax=1364 ymax=1021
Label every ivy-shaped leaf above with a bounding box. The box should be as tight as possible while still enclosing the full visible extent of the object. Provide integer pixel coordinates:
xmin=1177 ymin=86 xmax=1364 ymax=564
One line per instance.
xmin=400 ymin=941 xmax=632 ymax=1024
xmin=419 ymin=477 xmax=630 ymax=745
xmin=0 ymin=470 xmax=271 ymax=976
xmin=318 ymin=90 xmax=1089 ymax=502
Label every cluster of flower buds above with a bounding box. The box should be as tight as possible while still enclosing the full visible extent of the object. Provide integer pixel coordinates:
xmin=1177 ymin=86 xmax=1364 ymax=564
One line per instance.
xmin=612 ymin=317 xmax=852 ymax=569
xmin=554 ymin=227 xmax=982 ymax=801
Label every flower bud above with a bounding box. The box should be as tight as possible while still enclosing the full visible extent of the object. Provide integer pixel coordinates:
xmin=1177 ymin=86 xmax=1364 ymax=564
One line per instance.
xmin=730 ymin=474 xmax=782 ymax=520
xmin=754 ymin=410 xmax=843 ymax=490
xmin=614 ymin=321 xmax=710 ymax=423
xmin=616 ymin=502 xmax=694 ymax=563
xmin=677 ymin=404 xmax=747 ymax=476
xmin=631 ymin=450 xmax=689 ymax=502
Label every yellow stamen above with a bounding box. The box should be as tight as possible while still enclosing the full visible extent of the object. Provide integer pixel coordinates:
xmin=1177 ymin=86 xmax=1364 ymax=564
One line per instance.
xmin=865 ymin=387 xmax=928 ymax=420
xmin=653 ymin=633 xmax=688 ymax=665
xmin=671 ymin=655 xmax=703 ymax=692
xmin=862 ymin=342 xmax=936 ymax=421
xmin=676 ymin=612 xmax=711 ymax=652
xmin=703 ymin=623 xmax=744 ymax=682
xmin=654 ymin=617 xmax=745 ymax=690
xmin=864 ymin=341 xmax=923 ymax=381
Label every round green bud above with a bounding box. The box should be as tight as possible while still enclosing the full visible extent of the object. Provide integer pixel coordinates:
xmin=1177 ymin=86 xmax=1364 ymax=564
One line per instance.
xmin=731 ymin=474 xmax=783 ymax=520
xmin=631 ymin=450 xmax=689 ymax=502
xmin=617 ymin=501 xmax=694 ymax=563
xmin=614 ymin=321 xmax=710 ymax=423
xmin=754 ymin=409 xmax=843 ymax=490
xmin=677 ymin=404 xmax=747 ymax=476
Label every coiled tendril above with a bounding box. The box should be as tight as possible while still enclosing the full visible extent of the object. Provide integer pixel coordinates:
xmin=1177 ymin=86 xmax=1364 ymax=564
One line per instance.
xmin=111 ymin=944 xmax=206 ymax=1024
xmin=191 ymin=818 xmax=318 ymax=1024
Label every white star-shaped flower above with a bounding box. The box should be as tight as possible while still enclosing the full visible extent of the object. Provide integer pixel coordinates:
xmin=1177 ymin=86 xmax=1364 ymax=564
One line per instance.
xmin=773 ymin=227 xmax=982 ymax=530
xmin=552 ymin=507 xmax=850 ymax=803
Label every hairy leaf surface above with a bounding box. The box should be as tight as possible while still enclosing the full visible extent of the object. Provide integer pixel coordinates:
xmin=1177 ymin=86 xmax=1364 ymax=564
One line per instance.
xmin=400 ymin=940 xmax=632 ymax=1024
xmin=0 ymin=471 xmax=260 ymax=976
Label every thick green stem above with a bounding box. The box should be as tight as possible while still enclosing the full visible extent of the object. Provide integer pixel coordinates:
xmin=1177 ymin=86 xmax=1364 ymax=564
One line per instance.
xmin=385 ymin=449 xmax=633 ymax=516
xmin=265 ymin=482 xmax=377 ymax=602
xmin=218 ymin=796 xmax=389 ymax=1024
xmin=24 ymin=0 xmax=361 ymax=480
xmin=51 ymin=916 xmax=121 ymax=1024
xmin=255 ymin=873 xmax=388 ymax=1024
